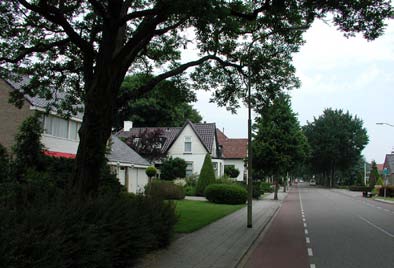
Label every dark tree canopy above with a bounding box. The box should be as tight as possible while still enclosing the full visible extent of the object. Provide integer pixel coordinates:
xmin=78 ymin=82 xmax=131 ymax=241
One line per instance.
xmin=303 ymin=108 xmax=369 ymax=187
xmin=0 ymin=0 xmax=390 ymax=197
xmin=114 ymin=74 xmax=202 ymax=129
xmin=253 ymin=93 xmax=309 ymax=179
xmin=124 ymin=128 xmax=166 ymax=162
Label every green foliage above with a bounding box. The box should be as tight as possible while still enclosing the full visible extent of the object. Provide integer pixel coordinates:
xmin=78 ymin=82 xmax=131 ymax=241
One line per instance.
xmin=237 ymin=181 xmax=261 ymax=199
xmin=253 ymin=94 xmax=309 ymax=179
xmin=376 ymin=177 xmax=384 ymax=186
xmin=0 ymin=181 xmax=177 ymax=267
xmin=0 ymin=144 xmax=9 ymax=182
xmin=260 ymin=182 xmax=274 ymax=193
xmin=304 ymin=108 xmax=369 ymax=187
xmin=224 ymin=165 xmax=240 ymax=178
xmin=369 ymin=161 xmax=380 ymax=187
xmin=146 ymin=166 xmax=158 ymax=178
xmin=195 ymin=154 xmax=216 ymax=196
xmin=12 ymin=114 xmax=45 ymax=178
xmin=184 ymin=185 xmax=196 ymax=196
xmin=160 ymin=157 xmax=187 ymax=180
xmin=145 ymin=180 xmax=185 ymax=200
xmin=115 ymin=74 xmax=202 ymax=129
xmin=378 ymin=186 xmax=394 ymax=197
xmin=204 ymin=184 xmax=248 ymax=204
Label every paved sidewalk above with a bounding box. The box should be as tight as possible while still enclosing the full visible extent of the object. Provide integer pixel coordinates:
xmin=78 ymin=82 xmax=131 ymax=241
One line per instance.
xmin=135 ymin=191 xmax=288 ymax=268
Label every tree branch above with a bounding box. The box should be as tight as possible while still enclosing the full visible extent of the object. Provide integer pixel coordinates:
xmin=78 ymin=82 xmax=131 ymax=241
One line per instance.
xmin=88 ymin=0 xmax=109 ymax=19
xmin=153 ymin=18 xmax=187 ymax=35
xmin=18 ymin=0 xmax=94 ymax=56
xmin=118 ymin=9 xmax=157 ymax=27
xmin=126 ymin=54 xmax=244 ymax=100
xmin=0 ymin=38 xmax=71 ymax=63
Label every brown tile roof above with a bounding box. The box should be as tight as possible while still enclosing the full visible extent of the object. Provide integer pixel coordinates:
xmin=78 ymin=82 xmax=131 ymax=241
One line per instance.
xmin=376 ymin=163 xmax=384 ymax=171
xmin=116 ymin=120 xmax=217 ymax=154
xmin=217 ymin=129 xmax=247 ymax=159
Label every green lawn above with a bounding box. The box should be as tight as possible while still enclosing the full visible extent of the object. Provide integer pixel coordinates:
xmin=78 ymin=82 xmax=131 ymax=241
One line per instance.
xmin=174 ymin=200 xmax=245 ymax=233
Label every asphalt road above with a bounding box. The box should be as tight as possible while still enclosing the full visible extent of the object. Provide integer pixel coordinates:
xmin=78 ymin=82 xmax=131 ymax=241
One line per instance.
xmin=300 ymin=183 xmax=394 ymax=268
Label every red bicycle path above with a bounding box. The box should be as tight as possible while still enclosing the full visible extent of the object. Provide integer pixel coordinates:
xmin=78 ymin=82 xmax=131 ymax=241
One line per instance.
xmin=243 ymin=187 xmax=309 ymax=268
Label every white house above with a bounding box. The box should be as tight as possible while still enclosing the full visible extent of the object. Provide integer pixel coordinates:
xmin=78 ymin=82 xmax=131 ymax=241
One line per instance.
xmin=117 ymin=120 xmax=248 ymax=180
xmin=117 ymin=120 xmax=225 ymax=178
xmin=0 ymin=77 xmax=149 ymax=193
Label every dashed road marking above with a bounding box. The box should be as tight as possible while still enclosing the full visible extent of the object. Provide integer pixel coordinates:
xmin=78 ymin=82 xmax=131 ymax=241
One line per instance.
xmin=304 ymin=223 xmax=307 ymax=228
xmin=306 ymin=237 xmax=310 ymax=244
xmin=377 ymin=207 xmax=382 ymax=210
xmin=310 ymin=264 xmax=316 ymax=268
xmin=305 ymin=229 xmax=309 ymax=235
xmin=308 ymin=248 xmax=313 ymax=256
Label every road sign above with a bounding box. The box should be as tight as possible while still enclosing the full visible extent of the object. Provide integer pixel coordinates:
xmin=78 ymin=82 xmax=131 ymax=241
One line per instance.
xmin=383 ymin=167 xmax=389 ymax=176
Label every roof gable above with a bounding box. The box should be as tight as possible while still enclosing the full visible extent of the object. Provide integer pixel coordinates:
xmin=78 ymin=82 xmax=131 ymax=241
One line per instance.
xmin=217 ymin=129 xmax=247 ymax=159
xmin=108 ymin=135 xmax=149 ymax=166
xmin=384 ymin=154 xmax=394 ymax=173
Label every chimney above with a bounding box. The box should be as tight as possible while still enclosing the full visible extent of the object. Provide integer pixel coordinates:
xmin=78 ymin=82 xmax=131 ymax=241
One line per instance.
xmin=123 ymin=121 xmax=133 ymax=131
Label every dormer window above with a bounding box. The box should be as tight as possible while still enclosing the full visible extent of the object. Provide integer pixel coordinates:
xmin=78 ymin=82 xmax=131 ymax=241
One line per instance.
xmin=184 ymin=136 xmax=192 ymax=153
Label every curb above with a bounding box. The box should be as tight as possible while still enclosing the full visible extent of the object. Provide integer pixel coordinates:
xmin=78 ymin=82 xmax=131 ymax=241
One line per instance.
xmin=235 ymin=191 xmax=289 ymax=268
xmin=373 ymin=198 xmax=394 ymax=204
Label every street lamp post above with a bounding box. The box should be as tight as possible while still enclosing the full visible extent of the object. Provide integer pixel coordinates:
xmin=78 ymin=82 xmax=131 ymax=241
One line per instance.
xmin=247 ymin=63 xmax=253 ymax=228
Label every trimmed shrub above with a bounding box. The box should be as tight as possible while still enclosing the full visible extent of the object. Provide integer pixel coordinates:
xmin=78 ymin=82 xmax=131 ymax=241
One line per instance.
xmin=378 ymin=186 xmax=394 ymax=197
xmin=204 ymin=184 xmax=248 ymax=204
xmin=160 ymin=157 xmax=187 ymax=180
xmin=145 ymin=180 xmax=185 ymax=200
xmin=224 ymin=166 xmax=240 ymax=178
xmin=376 ymin=177 xmax=384 ymax=186
xmin=0 ymin=183 xmax=177 ymax=268
xmin=260 ymin=182 xmax=274 ymax=193
xmin=348 ymin=185 xmax=373 ymax=192
xmin=145 ymin=166 xmax=157 ymax=178
xmin=195 ymin=154 xmax=216 ymax=196
xmin=237 ymin=181 xmax=261 ymax=199
xmin=184 ymin=185 xmax=196 ymax=196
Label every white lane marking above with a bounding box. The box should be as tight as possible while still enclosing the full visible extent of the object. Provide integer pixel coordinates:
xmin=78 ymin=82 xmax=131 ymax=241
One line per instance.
xmin=384 ymin=209 xmax=389 ymax=212
xmin=359 ymin=216 xmax=394 ymax=238
xmin=308 ymin=248 xmax=313 ymax=256
xmin=303 ymin=218 xmax=306 ymax=222
xmin=377 ymin=207 xmax=382 ymax=210
xmin=310 ymin=264 xmax=316 ymax=268
xmin=304 ymin=223 xmax=307 ymax=228
xmin=305 ymin=229 xmax=309 ymax=235
xmin=306 ymin=237 xmax=310 ymax=243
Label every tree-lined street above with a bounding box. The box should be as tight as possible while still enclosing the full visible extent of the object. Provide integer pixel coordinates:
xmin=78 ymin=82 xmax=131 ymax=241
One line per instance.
xmin=242 ymin=184 xmax=394 ymax=268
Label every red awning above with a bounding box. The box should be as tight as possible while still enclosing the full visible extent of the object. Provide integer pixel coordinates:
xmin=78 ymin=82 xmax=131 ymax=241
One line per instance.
xmin=44 ymin=150 xmax=76 ymax=159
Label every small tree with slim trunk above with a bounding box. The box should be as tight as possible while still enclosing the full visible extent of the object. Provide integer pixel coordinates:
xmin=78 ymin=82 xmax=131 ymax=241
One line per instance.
xmin=196 ymin=154 xmax=216 ymax=196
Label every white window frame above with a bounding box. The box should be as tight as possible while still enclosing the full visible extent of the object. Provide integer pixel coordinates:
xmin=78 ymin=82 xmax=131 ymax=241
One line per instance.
xmin=186 ymin=161 xmax=193 ymax=177
xmin=184 ymin=136 xmax=192 ymax=153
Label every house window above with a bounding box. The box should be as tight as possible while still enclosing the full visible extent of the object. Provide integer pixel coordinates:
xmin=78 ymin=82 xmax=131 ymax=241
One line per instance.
xmin=68 ymin=120 xmax=81 ymax=141
xmin=184 ymin=136 xmax=192 ymax=153
xmin=213 ymin=162 xmax=218 ymax=176
xmin=186 ymin=161 xmax=193 ymax=177
xmin=43 ymin=115 xmax=80 ymax=140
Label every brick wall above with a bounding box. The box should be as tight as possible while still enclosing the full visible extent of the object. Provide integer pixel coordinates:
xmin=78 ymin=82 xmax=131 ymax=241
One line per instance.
xmin=0 ymin=79 xmax=33 ymax=151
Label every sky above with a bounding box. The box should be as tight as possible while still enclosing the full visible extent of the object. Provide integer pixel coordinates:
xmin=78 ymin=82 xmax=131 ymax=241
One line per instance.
xmin=193 ymin=19 xmax=394 ymax=164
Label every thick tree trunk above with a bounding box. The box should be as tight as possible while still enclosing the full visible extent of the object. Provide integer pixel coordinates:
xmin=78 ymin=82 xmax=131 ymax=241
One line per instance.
xmin=72 ymin=67 xmax=124 ymax=197
xmin=274 ymin=179 xmax=279 ymax=200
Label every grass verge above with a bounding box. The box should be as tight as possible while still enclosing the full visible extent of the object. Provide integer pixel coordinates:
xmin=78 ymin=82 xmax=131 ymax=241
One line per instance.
xmin=374 ymin=196 xmax=394 ymax=202
xmin=174 ymin=200 xmax=245 ymax=233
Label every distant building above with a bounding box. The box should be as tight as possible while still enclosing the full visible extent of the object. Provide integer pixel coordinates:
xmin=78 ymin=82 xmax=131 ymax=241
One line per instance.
xmin=382 ymin=154 xmax=394 ymax=185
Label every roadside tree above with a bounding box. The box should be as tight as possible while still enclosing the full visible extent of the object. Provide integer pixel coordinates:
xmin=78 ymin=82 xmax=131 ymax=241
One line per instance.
xmin=253 ymin=94 xmax=309 ymax=199
xmin=0 ymin=1 xmax=390 ymax=197
xmin=303 ymin=109 xmax=369 ymax=188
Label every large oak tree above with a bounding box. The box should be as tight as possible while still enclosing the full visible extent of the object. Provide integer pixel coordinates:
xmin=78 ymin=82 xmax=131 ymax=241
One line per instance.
xmin=0 ymin=0 xmax=390 ymax=197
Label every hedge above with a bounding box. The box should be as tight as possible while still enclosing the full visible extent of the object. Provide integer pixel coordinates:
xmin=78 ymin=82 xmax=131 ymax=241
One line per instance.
xmin=145 ymin=180 xmax=185 ymax=200
xmin=204 ymin=184 xmax=247 ymax=204
xmin=378 ymin=186 xmax=394 ymax=197
xmin=348 ymin=185 xmax=373 ymax=192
